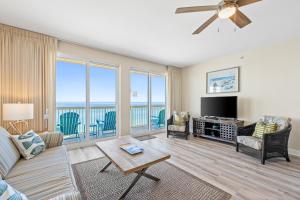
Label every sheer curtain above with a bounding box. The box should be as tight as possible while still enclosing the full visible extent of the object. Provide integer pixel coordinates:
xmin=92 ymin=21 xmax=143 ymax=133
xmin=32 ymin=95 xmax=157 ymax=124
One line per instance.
xmin=167 ymin=66 xmax=182 ymax=117
xmin=0 ymin=24 xmax=57 ymax=133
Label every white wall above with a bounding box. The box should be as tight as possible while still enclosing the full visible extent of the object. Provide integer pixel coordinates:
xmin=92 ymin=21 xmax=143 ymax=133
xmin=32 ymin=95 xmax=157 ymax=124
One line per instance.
xmin=58 ymin=41 xmax=167 ymax=136
xmin=182 ymin=38 xmax=300 ymax=152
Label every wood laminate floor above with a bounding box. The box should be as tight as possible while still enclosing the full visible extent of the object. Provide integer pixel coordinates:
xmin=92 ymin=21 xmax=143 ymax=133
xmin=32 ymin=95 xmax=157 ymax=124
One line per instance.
xmin=68 ymin=134 xmax=300 ymax=200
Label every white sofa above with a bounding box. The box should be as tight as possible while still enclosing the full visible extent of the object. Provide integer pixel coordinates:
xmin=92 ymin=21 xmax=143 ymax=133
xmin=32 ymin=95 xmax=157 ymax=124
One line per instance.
xmin=0 ymin=127 xmax=81 ymax=200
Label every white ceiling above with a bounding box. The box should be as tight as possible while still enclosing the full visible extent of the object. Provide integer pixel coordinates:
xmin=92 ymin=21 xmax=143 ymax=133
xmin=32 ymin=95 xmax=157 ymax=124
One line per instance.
xmin=0 ymin=0 xmax=300 ymax=67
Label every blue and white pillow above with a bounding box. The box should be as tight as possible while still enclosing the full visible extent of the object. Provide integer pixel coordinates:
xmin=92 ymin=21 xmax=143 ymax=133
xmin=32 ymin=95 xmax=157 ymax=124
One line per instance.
xmin=11 ymin=130 xmax=45 ymax=160
xmin=0 ymin=180 xmax=28 ymax=200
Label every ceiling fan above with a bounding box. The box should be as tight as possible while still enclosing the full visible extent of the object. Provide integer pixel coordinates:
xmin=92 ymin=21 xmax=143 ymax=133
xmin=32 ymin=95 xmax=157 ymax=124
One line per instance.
xmin=175 ymin=0 xmax=262 ymax=34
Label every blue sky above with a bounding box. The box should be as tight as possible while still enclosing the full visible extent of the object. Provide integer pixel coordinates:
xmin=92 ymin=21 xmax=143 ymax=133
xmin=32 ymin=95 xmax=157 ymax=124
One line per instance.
xmin=56 ymin=60 xmax=166 ymax=103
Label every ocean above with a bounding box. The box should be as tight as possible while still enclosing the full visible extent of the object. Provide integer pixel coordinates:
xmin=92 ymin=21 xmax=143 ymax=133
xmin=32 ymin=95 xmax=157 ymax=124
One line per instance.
xmin=56 ymin=102 xmax=166 ymax=131
xmin=56 ymin=102 xmax=165 ymax=107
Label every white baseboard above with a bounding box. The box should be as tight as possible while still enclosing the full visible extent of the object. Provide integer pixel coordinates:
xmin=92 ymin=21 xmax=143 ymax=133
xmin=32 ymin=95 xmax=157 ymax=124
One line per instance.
xmin=289 ymin=148 xmax=300 ymax=157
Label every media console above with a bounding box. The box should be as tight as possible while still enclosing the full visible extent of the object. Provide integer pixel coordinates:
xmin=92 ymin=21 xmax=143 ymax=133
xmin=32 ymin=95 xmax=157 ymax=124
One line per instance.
xmin=193 ymin=117 xmax=244 ymax=144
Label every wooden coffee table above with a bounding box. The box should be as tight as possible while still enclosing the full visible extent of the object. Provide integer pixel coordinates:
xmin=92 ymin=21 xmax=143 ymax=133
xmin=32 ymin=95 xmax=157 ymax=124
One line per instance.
xmin=96 ymin=136 xmax=171 ymax=199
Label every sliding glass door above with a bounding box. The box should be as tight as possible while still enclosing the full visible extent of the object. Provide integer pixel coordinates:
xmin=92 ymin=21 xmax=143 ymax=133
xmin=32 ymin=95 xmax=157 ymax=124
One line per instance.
xmin=130 ymin=71 xmax=166 ymax=135
xmin=90 ymin=64 xmax=117 ymax=140
xmin=150 ymin=75 xmax=166 ymax=130
xmin=130 ymin=72 xmax=149 ymax=134
xmin=56 ymin=59 xmax=86 ymax=142
xmin=56 ymin=58 xmax=118 ymax=143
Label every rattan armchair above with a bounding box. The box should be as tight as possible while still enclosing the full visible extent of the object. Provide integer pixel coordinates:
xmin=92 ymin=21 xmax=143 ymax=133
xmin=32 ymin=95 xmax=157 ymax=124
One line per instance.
xmin=167 ymin=114 xmax=190 ymax=140
xmin=236 ymin=116 xmax=292 ymax=165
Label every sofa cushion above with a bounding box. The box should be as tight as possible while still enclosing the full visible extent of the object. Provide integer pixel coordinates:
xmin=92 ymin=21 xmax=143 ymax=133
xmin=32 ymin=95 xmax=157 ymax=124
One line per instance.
xmin=0 ymin=179 xmax=28 ymax=200
xmin=11 ymin=130 xmax=45 ymax=160
xmin=49 ymin=191 xmax=81 ymax=200
xmin=168 ymin=125 xmax=186 ymax=132
xmin=0 ymin=127 xmax=20 ymax=178
xmin=237 ymin=136 xmax=262 ymax=150
xmin=5 ymin=146 xmax=77 ymax=200
xmin=262 ymin=116 xmax=291 ymax=131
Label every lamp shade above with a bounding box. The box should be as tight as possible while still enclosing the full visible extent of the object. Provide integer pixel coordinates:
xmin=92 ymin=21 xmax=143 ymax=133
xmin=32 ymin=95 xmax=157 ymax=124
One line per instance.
xmin=3 ymin=103 xmax=34 ymax=121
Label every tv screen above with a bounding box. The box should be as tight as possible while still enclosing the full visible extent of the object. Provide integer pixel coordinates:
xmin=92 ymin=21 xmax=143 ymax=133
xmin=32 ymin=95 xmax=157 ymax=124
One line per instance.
xmin=201 ymin=96 xmax=237 ymax=118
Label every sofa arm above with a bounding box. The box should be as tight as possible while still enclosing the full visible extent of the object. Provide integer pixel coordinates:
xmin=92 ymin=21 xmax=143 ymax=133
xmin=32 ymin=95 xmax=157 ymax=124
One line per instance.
xmin=263 ymin=125 xmax=292 ymax=147
xmin=185 ymin=115 xmax=190 ymax=133
xmin=237 ymin=123 xmax=256 ymax=136
xmin=184 ymin=121 xmax=190 ymax=133
xmin=49 ymin=191 xmax=81 ymax=200
xmin=167 ymin=116 xmax=173 ymax=127
xmin=40 ymin=132 xmax=64 ymax=149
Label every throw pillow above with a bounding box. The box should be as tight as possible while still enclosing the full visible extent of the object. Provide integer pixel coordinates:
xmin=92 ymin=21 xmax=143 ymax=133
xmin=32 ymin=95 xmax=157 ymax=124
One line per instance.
xmin=0 ymin=180 xmax=28 ymax=200
xmin=253 ymin=122 xmax=278 ymax=139
xmin=11 ymin=130 xmax=45 ymax=160
xmin=173 ymin=112 xmax=188 ymax=126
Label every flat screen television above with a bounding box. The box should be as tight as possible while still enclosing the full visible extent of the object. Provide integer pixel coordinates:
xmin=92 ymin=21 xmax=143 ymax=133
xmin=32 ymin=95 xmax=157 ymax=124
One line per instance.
xmin=201 ymin=96 xmax=237 ymax=119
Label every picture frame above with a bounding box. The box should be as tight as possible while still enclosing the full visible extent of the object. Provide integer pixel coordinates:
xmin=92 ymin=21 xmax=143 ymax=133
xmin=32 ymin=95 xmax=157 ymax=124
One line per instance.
xmin=206 ymin=67 xmax=240 ymax=94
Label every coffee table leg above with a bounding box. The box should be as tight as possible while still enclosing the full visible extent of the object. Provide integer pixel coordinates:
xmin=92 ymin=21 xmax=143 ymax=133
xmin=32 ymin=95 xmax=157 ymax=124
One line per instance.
xmin=142 ymin=172 xmax=160 ymax=181
xmin=98 ymin=161 xmax=112 ymax=174
xmin=119 ymin=168 xmax=147 ymax=199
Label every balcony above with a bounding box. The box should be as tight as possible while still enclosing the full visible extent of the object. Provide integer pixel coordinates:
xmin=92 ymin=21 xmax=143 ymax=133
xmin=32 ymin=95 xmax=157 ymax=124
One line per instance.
xmin=56 ymin=104 xmax=166 ymax=142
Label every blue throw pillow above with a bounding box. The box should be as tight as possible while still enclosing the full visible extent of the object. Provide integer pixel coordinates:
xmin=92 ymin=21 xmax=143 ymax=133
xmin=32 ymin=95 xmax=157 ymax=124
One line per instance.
xmin=11 ymin=130 xmax=45 ymax=160
xmin=0 ymin=180 xmax=28 ymax=200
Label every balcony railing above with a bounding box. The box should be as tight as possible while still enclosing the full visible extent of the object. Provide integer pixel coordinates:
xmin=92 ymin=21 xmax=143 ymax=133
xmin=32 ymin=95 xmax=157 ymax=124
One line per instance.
xmin=56 ymin=104 xmax=166 ymax=134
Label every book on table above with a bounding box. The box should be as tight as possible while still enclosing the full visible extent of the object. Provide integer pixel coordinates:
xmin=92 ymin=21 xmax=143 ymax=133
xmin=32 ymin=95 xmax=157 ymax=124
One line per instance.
xmin=120 ymin=143 xmax=144 ymax=155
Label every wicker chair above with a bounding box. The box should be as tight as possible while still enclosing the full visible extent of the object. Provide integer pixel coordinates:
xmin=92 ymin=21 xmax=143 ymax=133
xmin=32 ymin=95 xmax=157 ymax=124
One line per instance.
xmin=236 ymin=116 xmax=292 ymax=165
xmin=167 ymin=113 xmax=190 ymax=140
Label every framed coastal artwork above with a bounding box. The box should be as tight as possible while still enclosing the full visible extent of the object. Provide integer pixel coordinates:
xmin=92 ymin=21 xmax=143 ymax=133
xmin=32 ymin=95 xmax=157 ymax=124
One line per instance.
xmin=206 ymin=67 xmax=240 ymax=94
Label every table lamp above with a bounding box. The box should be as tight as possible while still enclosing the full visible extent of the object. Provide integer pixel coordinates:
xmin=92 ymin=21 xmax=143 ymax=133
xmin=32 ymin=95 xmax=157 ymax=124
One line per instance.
xmin=3 ymin=103 xmax=34 ymax=134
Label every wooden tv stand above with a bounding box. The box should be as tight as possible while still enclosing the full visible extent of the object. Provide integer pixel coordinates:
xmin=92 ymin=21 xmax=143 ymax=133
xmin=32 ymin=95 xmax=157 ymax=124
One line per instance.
xmin=193 ymin=117 xmax=244 ymax=144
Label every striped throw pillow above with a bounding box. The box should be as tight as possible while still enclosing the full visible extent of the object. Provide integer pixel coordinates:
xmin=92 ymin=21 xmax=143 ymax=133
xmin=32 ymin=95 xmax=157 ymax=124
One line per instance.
xmin=253 ymin=122 xmax=265 ymax=139
xmin=265 ymin=123 xmax=278 ymax=134
xmin=0 ymin=180 xmax=28 ymax=200
xmin=11 ymin=130 xmax=45 ymax=160
xmin=253 ymin=122 xmax=278 ymax=139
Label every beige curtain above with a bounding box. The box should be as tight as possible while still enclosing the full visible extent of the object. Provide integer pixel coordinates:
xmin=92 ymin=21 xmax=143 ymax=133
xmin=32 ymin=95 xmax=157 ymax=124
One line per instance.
xmin=0 ymin=24 xmax=57 ymax=133
xmin=167 ymin=66 xmax=182 ymax=117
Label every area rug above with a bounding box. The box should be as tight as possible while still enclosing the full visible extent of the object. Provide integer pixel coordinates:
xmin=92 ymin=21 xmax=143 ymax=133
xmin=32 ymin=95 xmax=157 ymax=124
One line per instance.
xmin=135 ymin=135 xmax=157 ymax=141
xmin=72 ymin=158 xmax=231 ymax=200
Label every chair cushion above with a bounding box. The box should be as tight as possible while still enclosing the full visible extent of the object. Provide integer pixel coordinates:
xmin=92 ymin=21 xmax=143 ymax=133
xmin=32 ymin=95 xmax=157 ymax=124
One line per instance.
xmin=0 ymin=127 xmax=20 ymax=178
xmin=173 ymin=111 xmax=188 ymax=126
xmin=237 ymin=136 xmax=262 ymax=150
xmin=0 ymin=179 xmax=28 ymax=200
xmin=5 ymin=146 xmax=77 ymax=200
xmin=252 ymin=122 xmax=278 ymax=139
xmin=168 ymin=125 xmax=186 ymax=132
xmin=262 ymin=116 xmax=291 ymax=131
xmin=11 ymin=130 xmax=45 ymax=160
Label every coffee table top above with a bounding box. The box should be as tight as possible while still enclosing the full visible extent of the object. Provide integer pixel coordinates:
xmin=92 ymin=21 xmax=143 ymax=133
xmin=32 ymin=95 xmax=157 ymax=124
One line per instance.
xmin=96 ymin=136 xmax=171 ymax=175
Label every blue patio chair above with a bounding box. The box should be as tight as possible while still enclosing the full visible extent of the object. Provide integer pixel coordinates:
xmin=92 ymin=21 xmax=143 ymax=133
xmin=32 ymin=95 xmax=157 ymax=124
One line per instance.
xmin=151 ymin=109 xmax=165 ymax=128
xmin=96 ymin=111 xmax=116 ymax=135
xmin=57 ymin=112 xmax=81 ymax=139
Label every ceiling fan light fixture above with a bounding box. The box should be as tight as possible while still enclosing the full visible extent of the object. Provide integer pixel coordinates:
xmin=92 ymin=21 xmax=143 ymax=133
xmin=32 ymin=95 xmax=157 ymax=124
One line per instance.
xmin=218 ymin=4 xmax=237 ymax=19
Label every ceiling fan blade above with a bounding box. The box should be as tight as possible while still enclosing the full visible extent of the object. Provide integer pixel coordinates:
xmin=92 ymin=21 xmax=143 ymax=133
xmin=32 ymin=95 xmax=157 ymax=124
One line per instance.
xmin=193 ymin=14 xmax=218 ymax=34
xmin=230 ymin=9 xmax=252 ymax=28
xmin=237 ymin=0 xmax=262 ymax=7
xmin=175 ymin=5 xmax=218 ymax=14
